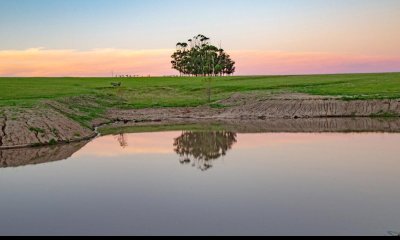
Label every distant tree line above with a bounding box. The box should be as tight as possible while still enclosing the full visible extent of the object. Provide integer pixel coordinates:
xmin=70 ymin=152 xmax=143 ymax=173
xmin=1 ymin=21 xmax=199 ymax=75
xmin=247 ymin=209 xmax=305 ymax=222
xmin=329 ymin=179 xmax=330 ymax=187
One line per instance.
xmin=171 ymin=34 xmax=236 ymax=77
xmin=115 ymin=75 xmax=138 ymax=78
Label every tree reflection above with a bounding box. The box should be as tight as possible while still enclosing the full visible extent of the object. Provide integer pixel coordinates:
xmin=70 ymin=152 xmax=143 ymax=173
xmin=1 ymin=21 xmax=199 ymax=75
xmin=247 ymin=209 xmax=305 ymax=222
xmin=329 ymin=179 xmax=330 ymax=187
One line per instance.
xmin=116 ymin=133 xmax=128 ymax=148
xmin=174 ymin=131 xmax=237 ymax=171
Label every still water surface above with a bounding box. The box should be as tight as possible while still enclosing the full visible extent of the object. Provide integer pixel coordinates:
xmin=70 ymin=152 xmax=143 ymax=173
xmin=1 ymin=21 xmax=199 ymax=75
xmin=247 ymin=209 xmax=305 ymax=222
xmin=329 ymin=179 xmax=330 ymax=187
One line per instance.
xmin=0 ymin=131 xmax=399 ymax=235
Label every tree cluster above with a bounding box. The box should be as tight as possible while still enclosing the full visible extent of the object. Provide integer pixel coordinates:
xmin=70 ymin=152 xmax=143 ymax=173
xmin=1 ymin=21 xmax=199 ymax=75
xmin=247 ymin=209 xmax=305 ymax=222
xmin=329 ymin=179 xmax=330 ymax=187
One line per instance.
xmin=171 ymin=34 xmax=236 ymax=77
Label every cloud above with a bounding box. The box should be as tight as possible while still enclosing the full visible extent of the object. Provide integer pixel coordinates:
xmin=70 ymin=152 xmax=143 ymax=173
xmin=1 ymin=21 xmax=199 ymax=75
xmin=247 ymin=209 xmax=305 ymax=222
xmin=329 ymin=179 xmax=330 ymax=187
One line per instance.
xmin=0 ymin=48 xmax=399 ymax=77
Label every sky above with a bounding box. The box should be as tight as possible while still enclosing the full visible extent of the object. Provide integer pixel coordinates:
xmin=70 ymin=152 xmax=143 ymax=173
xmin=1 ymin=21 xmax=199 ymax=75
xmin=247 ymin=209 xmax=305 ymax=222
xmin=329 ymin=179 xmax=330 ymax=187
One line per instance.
xmin=0 ymin=0 xmax=399 ymax=76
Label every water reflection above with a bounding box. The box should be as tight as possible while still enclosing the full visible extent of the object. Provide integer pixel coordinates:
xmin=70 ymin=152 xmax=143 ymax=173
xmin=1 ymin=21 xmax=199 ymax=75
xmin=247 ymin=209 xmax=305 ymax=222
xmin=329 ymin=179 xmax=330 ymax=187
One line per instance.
xmin=1 ymin=130 xmax=400 ymax=235
xmin=116 ymin=133 xmax=128 ymax=148
xmin=174 ymin=131 xmax=237 ymax=171
xmin=3 ymin=117 xmax=400 ymax=169
xmin=0 ymin=141 xmax=88 ymax=168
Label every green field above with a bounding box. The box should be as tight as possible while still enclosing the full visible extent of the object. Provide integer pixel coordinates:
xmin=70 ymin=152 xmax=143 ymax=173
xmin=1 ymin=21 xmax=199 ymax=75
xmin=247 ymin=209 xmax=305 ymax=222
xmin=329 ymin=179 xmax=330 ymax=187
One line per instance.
xmin=1 ymin=72 xmax=400 ymax=108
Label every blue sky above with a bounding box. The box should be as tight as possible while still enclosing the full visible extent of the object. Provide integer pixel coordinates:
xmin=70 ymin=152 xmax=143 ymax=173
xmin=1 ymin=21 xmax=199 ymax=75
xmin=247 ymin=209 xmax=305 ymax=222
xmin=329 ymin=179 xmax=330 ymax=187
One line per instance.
xmin=1 ymin=0 xmax=399 ymax=53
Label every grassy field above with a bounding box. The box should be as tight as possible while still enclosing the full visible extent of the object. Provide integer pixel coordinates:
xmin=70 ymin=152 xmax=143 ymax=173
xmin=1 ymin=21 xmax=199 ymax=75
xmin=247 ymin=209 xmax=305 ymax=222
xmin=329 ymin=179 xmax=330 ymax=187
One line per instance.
xmin=1 ymin=72 xmax=400 ymax=108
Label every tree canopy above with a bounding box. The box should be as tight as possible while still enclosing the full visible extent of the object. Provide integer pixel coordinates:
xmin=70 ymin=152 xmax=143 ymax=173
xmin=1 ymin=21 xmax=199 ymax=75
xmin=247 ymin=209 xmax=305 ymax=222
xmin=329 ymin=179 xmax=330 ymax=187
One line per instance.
xmin=171 ymin=34 xmax=236 ymax=77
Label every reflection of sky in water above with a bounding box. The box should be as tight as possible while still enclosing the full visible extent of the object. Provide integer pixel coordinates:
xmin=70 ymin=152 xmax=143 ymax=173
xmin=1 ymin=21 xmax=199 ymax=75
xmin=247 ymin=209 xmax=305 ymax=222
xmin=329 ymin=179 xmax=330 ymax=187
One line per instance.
xmin=0 ymin=132 xmax=399 ymax=235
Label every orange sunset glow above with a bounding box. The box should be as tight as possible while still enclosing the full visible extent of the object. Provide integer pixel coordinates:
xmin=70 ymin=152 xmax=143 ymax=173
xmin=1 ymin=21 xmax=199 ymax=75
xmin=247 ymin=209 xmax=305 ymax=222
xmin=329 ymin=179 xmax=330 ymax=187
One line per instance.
xmin=1 ymin=48 xmax=399 ymax=77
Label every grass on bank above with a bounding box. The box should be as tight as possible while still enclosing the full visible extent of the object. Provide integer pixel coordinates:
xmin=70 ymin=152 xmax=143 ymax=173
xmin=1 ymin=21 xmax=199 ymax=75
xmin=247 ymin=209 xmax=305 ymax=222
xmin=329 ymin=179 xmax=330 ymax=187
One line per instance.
xmin=98 ymin=123 xmax=229 ymax=136
xmin=0 ymin=72 xmax=399 ymax=108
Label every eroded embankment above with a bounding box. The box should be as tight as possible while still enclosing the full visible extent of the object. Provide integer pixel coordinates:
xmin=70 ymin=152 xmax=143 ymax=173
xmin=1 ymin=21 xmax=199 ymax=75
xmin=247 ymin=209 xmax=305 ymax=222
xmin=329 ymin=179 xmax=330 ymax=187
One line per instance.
xmin=0 ymin=95 xmax=116 ymax=149
xmin=1 ymin=93 xmax=400 ymax=149
xmin=106 ymin=93 xmax=400 ymax=122
xmin=0 ymin=107 xmax=95 ymax=149
xmin=219 ymin=95 xmax=400 ymax=119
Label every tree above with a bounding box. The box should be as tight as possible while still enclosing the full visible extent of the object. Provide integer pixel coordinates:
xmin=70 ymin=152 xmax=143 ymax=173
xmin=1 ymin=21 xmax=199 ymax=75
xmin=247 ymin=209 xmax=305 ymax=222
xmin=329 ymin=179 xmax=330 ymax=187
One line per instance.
xmin=171 ymin=35 xmax=236 ymax=77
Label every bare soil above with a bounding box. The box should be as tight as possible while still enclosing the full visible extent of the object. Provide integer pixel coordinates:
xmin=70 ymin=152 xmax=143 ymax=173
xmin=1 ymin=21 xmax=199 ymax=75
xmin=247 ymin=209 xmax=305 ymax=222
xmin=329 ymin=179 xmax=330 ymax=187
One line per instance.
xmin=0 ymin=107 xmax=94 ymax=149
xmin=107 ymin=93 xmax=400 ymax=122
xmin=218 ymin=93 xmax=400 ymax=119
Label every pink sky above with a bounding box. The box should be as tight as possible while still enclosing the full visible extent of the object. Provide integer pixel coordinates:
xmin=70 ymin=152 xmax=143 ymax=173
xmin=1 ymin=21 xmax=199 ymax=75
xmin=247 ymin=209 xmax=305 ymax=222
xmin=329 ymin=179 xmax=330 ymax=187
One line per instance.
xmin=0 ymin=48 xmax=399 ymax=77
xmin=76 ymin=132 xmax=400 ymax=157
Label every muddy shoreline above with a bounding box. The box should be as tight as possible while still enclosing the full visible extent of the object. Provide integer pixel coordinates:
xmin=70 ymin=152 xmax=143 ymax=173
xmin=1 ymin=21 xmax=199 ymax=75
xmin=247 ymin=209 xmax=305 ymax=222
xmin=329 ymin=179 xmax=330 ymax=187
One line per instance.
xmin=1 ymin=93 xmax=400 ymax=149
xmin=2 ymin=117 xmax=400 ymax=169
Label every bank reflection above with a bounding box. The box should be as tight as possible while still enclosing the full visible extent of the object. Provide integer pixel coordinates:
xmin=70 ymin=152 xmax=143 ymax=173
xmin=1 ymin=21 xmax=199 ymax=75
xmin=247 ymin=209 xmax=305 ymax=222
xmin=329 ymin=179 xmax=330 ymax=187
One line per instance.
xmin=174 ymin=131 xmax=237 ymax=171
xmin=0 ymin=141 xmax=88 ymax=168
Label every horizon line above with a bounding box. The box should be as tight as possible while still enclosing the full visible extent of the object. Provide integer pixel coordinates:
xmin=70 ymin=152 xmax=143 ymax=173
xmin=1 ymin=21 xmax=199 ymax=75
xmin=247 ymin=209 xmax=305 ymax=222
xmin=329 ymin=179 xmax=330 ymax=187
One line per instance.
xmin=1 ymin=71 xmax=399 ymax=78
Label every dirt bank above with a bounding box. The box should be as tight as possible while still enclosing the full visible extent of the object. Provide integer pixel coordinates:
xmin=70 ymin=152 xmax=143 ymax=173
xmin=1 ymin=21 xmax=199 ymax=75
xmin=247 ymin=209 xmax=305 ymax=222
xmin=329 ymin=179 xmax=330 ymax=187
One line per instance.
xmin=218 ymin=93 xmax=400 ymax=119
xmin=107 ymin=93 xmax=400 ymax=122
xmin=0 ymin=107 xmax=95 ymax=149
xmin=1 ymin=93 xmax=400 ymax=149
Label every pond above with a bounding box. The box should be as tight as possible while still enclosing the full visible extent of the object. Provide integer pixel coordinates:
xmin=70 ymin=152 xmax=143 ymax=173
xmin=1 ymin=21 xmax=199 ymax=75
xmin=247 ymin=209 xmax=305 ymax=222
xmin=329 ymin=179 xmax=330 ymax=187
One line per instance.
xmin=0 ymin=126 xmax=400 ymax=235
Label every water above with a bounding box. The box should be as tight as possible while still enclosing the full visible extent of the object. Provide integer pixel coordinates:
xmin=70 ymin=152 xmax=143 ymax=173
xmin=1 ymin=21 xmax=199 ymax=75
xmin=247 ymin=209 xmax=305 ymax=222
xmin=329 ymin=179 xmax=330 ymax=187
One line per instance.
xmin=0 ymin=130 xmax=400 ymax=236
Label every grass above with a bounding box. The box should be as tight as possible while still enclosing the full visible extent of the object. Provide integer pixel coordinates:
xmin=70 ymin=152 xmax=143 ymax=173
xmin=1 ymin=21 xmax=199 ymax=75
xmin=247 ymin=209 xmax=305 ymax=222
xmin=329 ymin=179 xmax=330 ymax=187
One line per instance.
xmin=370 ymin=110 xmax=399 ymax=118
xmin=49 ymin=95 xmax=122 ymax=128
xmin=98 ymin=123 xmax=227 ymax=135
xmin=48 ymin=139 xmax=57 ymax=145
xmin=29 ymin=127 xmax=45 ymax=134
xmin=0 ymin=73 xmax=400 ymax=108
